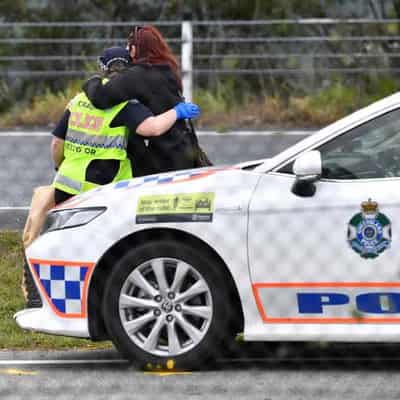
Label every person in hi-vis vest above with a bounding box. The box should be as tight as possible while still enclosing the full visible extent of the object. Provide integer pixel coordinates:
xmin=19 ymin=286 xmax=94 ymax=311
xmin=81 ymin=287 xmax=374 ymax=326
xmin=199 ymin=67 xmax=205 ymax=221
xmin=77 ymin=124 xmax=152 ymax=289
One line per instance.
xmin=22 ymin=47 xmax=200 ymax=251
xmin=52 ymin=46 xmax=200 ymax=204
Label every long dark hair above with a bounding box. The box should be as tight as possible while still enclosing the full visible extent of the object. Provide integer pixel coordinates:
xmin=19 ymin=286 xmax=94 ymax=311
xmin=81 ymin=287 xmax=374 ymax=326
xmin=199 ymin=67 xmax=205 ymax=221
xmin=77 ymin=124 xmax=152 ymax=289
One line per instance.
xmin=128 ymin=25 xmax=182 ymax=90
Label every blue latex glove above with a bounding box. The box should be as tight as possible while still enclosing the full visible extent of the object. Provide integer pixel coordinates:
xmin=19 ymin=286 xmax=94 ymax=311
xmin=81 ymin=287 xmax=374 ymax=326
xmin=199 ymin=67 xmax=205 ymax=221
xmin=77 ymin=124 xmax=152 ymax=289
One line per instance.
xmin=174 ymin=102 xmax=201 ymax=119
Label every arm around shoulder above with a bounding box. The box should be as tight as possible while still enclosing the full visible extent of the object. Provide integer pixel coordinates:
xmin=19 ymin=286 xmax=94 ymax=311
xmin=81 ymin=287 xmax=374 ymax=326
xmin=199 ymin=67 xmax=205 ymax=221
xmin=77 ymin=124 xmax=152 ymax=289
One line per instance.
xmin=82 ymin=76 xmax=114 ymax=109
xmin=83 ymin=69 xmax=146 ymax=109
xmin=136 ymin=109 xmax=177 ymax=137
xmin=136 ymin=102 xmax=201 ymax=137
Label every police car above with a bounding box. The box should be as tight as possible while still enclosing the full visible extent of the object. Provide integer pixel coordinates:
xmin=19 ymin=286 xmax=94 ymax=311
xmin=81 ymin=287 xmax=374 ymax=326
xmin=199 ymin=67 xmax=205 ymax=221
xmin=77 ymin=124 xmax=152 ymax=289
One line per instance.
xmin=15 ymin=92 xmax=400 ymax=368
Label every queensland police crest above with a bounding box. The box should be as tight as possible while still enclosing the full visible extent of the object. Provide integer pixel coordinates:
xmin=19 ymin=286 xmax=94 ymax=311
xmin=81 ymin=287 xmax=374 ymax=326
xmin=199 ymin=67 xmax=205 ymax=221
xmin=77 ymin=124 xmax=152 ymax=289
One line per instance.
xmin=347 ymin=199 xmax=391 ymax=259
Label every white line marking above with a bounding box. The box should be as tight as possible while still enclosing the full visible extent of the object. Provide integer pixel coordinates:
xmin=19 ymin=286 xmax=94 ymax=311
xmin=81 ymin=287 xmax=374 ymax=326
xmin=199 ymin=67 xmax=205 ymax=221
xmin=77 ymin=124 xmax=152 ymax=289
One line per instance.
xmin=0 ymin=359 xmax=129 ymax=366
xmin=0 ymin=207 xmax=30 ymax=211
xmin=0 ymin=131 xmax=50 ymax=137
xmin=0 ymin=130 xmax=314 ymax=137
xmin=197 ymin=130 xmax=313 ymax=136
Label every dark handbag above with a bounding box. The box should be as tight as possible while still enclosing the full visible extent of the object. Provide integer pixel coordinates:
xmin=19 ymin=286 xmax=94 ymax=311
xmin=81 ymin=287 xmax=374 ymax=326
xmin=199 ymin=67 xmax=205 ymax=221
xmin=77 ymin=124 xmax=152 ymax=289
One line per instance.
xmin=196 ymin=145 xmax=213 ymax=167
xmin=187 ymin=120 xmax=213 ymax=167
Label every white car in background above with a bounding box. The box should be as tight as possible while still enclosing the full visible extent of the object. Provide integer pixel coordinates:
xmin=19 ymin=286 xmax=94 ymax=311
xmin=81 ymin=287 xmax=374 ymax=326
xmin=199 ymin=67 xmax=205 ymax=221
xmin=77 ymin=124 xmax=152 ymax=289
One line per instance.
xmin=15 ymin=92 xmax=400 ymax=369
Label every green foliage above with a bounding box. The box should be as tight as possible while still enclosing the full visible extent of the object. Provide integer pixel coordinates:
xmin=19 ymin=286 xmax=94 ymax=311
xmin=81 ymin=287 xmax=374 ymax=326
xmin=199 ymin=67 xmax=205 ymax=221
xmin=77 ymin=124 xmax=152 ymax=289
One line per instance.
xmin=0 ymin=80 xmax=82 ymax=128
xmin=191 ymin=0 xmax=325 ymax=19
xmin=1 ymin=77 xmax=398 ymax=130
xmin=0 ymin=231 xmax=25 ymax=348
xmin=0 ymin=80 xmax=13 ymax=113
xmin=366 ymin=76 xmax=398 ymax=102
xmin=194 ymin=88 xmax=228 ymax=116
xmin=308 ymin=77 xmax=398 ymax=122
xmin=194 ymin=80 xmax=238 ymax=115
xmin=1 ymin=1 xmax=399 ymax=119
xmin=309 ymin=81 xmax=362 ymax=119
xmin=0 ymin=0 xmax=28 ymax=20
xmin=192 ymin=77 xmax=398 ymax=130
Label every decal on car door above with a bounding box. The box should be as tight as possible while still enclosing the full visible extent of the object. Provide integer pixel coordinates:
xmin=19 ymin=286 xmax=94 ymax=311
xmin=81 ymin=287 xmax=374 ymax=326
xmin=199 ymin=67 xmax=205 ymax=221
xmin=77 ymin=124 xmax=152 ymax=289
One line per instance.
xmin=136 ymin=192 xmax=215 ymax=224
xmin=347 ymin=199 xmax=391 ymax=259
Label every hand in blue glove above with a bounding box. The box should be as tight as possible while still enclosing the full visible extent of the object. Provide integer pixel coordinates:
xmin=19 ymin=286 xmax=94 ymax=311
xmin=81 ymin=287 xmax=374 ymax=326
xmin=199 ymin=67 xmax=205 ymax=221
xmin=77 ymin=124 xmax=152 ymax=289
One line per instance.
xmin=174 ymin=102 xmax=201 ymax=120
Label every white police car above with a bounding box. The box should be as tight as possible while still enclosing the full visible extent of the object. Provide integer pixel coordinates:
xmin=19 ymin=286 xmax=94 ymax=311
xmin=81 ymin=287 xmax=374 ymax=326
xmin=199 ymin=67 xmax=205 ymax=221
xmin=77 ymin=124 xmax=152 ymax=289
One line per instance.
xmin=15 ymin=92 xmax=400 ymax=368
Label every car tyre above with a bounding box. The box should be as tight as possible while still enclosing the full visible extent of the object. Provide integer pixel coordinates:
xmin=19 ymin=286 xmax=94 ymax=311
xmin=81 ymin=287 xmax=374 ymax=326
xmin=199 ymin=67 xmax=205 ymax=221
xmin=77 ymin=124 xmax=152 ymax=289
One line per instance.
xmin=102 ymin=239 xmax=233 ymax=370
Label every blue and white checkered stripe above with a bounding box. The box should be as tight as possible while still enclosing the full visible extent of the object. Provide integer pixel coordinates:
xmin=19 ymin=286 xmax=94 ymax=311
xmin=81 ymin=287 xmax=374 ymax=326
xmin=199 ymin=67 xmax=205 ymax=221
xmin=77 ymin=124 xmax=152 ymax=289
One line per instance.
xmin=86 ymin=168 xmax=217 ymax=195
xmin=111 ymin=169 xmax=213 ymax=191
xmin=32 ymin=263 xmax=89 ymax=315
xmin=58 ymin=167 xmax=226 ymax=209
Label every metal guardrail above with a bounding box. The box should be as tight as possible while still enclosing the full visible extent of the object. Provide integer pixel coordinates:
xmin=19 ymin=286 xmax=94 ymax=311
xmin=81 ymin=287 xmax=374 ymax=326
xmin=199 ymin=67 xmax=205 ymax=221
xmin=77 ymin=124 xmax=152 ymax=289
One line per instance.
xmin=4 ymin=68 xmax=400 ymax=78
xmin=3 ymin=53 xmax=400 ymax=61
xmin=2 ymin=36 xmax=400 ymax=44
xmin=2 ymin=19 xmax=400 ymax=100
xmin=2 ymin=18 xmax=400 ymax=27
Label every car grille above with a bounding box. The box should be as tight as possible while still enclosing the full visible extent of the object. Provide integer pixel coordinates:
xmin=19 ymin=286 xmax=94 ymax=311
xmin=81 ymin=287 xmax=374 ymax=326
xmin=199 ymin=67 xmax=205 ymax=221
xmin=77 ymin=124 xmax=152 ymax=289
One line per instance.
xmin=23 ymin=261 xmax=42 ymax=308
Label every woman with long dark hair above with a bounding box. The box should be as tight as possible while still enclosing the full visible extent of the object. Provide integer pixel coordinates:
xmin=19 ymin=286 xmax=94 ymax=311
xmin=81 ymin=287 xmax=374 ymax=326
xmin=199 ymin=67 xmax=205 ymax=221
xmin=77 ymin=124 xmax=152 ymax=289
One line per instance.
xmin=83 ymin=25 xmax=211 ymax=172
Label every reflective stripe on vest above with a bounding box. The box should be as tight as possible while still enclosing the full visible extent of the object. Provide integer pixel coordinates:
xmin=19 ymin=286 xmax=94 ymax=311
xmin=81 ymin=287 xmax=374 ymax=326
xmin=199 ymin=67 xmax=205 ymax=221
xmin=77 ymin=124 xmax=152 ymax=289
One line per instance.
xmin=66 ymin=129 xmax=127 ymax=150
xmin=54 ymin=173 xmax=83 ymax=192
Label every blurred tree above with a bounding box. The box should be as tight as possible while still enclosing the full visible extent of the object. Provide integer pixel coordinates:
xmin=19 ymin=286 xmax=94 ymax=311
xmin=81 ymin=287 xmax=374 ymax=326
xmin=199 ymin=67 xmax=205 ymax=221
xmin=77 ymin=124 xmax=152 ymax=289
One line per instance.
xmin=183 ymin=0 xmax=326 ymax=20
xmin=1 ymin=0 xmax=400 ymax=114
xmin=0 ymin=0 xmax=28 ymax=21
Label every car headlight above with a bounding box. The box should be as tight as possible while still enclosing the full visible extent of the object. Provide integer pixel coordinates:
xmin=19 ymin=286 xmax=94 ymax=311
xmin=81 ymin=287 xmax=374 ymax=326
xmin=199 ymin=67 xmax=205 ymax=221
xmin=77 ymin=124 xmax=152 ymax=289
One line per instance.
xmin=42 ymin=207 xmax=106 ymax=234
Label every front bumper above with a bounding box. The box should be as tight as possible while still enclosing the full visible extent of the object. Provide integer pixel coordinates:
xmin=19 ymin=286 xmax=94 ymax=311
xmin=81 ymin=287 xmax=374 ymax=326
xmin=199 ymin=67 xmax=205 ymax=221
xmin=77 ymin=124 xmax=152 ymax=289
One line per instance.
xmin=14 ymin=307 xmax=89 ymax=338
xmin=22 ymin=260 xmax=42 ymax=308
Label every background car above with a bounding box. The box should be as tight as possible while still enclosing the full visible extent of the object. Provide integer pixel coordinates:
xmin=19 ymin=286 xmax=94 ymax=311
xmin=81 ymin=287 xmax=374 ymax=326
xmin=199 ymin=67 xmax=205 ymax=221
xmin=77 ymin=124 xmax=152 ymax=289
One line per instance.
xmin=15 ymin=92 xmax=400 ymax=369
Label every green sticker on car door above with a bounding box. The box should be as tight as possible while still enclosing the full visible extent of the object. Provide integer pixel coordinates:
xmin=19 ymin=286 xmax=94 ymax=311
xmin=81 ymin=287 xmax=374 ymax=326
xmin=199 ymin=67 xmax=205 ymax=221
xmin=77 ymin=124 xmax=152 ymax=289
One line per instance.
xmin=136 ymin=192 xmax=215 ymax=223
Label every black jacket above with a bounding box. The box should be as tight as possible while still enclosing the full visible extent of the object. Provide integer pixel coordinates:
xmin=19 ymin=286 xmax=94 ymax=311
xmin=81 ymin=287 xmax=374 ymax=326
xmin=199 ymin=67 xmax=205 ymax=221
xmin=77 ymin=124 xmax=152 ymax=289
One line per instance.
xmin=83 ymin=64 xmax=197 ymax=172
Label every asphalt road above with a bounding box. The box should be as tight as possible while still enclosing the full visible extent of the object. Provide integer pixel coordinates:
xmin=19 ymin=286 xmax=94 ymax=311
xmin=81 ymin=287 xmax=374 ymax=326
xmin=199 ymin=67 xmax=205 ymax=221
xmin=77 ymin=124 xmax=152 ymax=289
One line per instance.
xmin=0 ymin=344 xmax=399 ymax=400
xmin=0 ymin=130 xmax=308 ymax=229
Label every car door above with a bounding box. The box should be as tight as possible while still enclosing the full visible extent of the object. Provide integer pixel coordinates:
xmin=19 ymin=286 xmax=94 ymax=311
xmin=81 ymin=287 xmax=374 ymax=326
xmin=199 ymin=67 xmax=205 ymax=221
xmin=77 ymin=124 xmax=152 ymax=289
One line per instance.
xmin=248 ymin=107 xmax=400 ymax=326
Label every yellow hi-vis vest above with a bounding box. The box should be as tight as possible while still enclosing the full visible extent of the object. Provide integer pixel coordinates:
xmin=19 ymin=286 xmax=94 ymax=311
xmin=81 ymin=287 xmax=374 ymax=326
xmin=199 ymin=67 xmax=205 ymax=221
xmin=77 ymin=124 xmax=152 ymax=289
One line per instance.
xmin=53 ymin=92 xmax=132 ymax=195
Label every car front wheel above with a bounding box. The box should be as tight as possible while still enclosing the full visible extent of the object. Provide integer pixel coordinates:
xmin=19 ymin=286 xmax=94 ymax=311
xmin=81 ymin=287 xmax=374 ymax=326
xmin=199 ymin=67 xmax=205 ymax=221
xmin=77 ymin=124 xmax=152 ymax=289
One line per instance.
xmin=102 ymin=239 xmax=233 ymax=369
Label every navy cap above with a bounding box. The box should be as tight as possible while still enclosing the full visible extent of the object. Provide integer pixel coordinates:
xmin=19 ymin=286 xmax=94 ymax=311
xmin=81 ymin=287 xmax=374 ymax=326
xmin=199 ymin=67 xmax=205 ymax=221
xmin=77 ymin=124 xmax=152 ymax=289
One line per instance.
xmin=98 ymin=46 xmax=131 ymax=70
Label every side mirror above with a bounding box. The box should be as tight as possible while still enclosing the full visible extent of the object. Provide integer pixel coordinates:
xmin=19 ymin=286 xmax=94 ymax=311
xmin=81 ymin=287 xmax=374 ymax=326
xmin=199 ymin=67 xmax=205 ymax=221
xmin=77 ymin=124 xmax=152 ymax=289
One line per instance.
xmin=291 ymin=150 xmax=322 ymax=197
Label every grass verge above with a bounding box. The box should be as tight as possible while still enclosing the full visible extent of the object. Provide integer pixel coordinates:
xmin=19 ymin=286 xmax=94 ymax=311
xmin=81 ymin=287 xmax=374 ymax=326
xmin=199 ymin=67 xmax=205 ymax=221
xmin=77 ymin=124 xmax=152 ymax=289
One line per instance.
xmin=1 ymin=78 xmax=397 ymax=131
xmin=194 ymin=79 xmax=398 ymax=131
xmin=0 ymin=231 xmax=111 ymax=350
xmin=0 ymin=81 xmax=82 ymax=129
